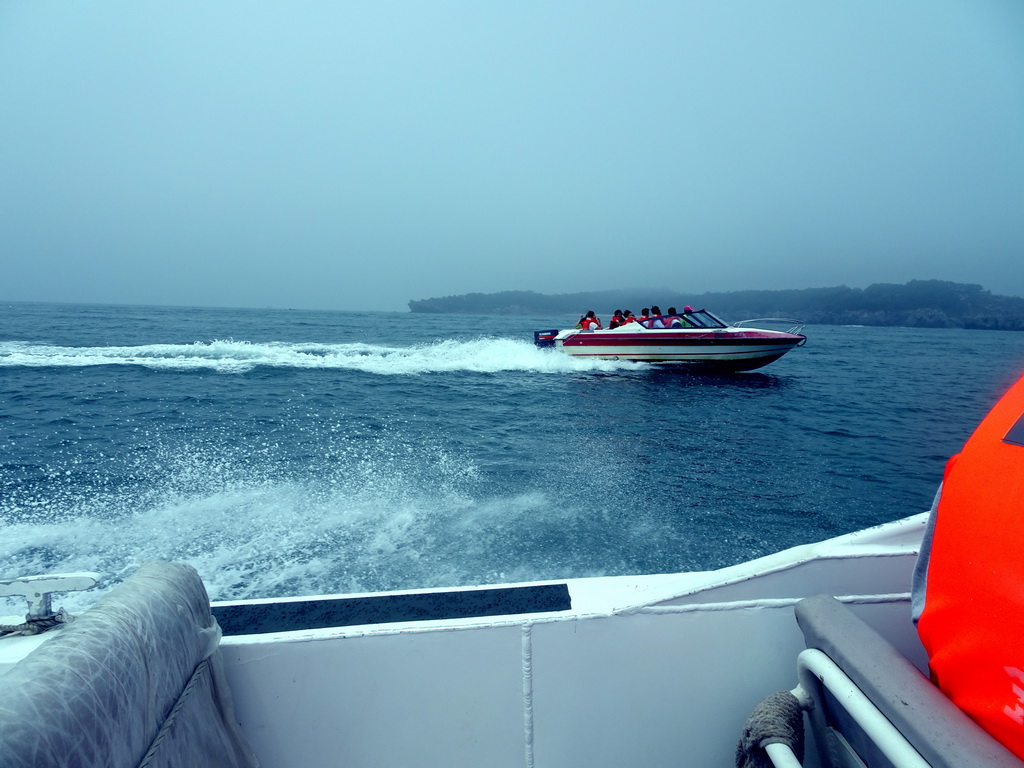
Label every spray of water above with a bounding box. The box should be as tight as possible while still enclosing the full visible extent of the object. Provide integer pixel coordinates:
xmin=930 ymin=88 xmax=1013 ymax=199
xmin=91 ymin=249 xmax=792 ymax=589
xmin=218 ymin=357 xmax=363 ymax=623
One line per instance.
xmin=0 ymin=336 xmax=649 ymax=612
xmin=0 ymin=422 xmax=589 ymax=609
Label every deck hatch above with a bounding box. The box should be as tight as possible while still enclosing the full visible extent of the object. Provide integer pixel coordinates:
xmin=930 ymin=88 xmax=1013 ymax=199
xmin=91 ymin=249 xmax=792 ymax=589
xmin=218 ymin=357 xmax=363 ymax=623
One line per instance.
xmin=213 ymin=583 xmax=572 ymax=635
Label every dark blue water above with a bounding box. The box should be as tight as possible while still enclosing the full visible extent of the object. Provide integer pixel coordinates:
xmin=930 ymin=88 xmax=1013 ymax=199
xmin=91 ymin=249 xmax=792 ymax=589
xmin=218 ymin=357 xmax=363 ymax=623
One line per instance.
xmin=3 ymin=301 xmax=1024 ymax=602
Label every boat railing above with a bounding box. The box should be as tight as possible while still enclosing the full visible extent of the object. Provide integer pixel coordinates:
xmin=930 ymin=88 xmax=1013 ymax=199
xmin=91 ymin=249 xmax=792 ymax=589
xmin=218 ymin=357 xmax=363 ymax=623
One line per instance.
xmin=733 ymin=317 xmax=806 ymax=335
xmin=738 ymin=594 xmax=1022 ymax=768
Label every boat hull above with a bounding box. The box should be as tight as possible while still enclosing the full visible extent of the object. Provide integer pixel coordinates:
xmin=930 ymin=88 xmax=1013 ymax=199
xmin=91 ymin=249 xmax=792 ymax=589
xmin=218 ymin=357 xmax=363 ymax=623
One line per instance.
xmin=555 ymin=329 xmax=806 ymax=370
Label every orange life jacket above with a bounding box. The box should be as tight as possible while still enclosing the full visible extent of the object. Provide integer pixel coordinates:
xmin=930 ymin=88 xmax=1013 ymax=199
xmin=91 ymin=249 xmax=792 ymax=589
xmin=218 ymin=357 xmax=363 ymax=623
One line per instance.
xmin=917 ymin=372 xmax=1024 ymax=759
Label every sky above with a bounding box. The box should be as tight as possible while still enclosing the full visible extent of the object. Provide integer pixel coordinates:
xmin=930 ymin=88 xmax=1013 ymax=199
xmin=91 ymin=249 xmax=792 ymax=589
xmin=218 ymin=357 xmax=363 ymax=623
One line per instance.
xmin=2 ymin=1 xmax=1023 ymax=312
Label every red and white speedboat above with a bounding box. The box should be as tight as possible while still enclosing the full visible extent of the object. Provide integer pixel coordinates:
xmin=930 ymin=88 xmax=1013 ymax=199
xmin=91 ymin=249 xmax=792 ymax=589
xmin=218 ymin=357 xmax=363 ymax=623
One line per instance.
xmin=534 ymin=309 xmax=806 ymax=371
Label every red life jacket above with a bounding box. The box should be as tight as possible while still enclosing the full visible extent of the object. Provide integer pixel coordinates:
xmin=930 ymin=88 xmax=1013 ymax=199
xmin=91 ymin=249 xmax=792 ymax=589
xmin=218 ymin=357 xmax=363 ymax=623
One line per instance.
xmin=581 ymin=316 xmax=601 ymax=330
xmin=917 ymin=373 xmax=1024 ymax=759
xmin=623 ymin=316 xmax=636 ymax=324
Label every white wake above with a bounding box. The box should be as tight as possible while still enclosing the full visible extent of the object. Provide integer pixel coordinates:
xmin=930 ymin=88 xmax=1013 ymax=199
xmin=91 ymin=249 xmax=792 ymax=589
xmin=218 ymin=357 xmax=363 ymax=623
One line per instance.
xmin=0 ymin=338 xmax=644 ymax=374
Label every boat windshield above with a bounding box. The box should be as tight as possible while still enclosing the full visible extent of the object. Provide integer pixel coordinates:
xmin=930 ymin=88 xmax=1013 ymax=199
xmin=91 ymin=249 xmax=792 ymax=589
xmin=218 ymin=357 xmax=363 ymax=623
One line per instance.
xmin=640 ymin=309 xmax=728 ymax=329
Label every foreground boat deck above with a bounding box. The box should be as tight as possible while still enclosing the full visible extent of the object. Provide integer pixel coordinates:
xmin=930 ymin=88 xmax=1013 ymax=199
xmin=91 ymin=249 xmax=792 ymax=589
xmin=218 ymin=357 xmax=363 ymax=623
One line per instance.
xmin=214 ymin=514 xmax=928 ymax=767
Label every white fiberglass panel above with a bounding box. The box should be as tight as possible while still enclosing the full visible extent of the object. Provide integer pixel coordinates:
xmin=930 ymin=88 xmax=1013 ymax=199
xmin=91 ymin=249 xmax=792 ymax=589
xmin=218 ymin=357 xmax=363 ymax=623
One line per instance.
xmin=222 ymin=624 xmax=526 ymax=768
xmin=529 ymin=606 xmax=805 ymax=767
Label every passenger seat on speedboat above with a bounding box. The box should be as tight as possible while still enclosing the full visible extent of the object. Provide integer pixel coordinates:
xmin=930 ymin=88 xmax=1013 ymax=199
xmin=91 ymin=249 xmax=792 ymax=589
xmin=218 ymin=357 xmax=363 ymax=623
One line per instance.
xmin=737 ymin=594 xmax=1024 ymax=768
xmin=0 ymin=561 xmax=259 ymax=768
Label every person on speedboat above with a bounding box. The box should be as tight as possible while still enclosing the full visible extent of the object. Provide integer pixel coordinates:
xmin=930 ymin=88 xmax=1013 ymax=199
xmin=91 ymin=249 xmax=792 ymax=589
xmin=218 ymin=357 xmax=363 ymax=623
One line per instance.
xmin=648 ymin=306 xmax=663 ymax=328
xmin=638 ymin=308 xmax=651 ymax=324
xmin=677 ymin=305 xmax=697 ymax=327
xmin=580 ymin=311 xmax=602 ymax=330
xmin=623 ymin=310 xmax=637 ymax=324
xmin=664 ymin=307 xmax=683 ymax=328
xmin=608 ymin=310 xmax=626 ymax=328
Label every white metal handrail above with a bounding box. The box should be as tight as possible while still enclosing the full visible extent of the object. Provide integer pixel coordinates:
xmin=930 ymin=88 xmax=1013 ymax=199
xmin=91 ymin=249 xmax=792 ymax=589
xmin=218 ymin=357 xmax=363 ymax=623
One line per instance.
xmin=733 ymin=317 xmax=805 ymax=335
xmin=794 ymin=648 xmax=931 ymax=768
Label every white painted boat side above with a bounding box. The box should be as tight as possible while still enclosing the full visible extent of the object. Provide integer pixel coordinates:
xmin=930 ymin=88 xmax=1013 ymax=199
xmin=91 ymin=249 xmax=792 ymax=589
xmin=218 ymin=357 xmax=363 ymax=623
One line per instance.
xmin=215 ymin=513 xmax=928 ymax=768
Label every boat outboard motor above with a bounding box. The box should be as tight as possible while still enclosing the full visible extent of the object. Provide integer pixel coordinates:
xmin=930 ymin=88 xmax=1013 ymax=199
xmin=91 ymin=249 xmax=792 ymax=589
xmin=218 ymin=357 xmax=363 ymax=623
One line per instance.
xmin=534 ymin=329 xmax=559 ymax=348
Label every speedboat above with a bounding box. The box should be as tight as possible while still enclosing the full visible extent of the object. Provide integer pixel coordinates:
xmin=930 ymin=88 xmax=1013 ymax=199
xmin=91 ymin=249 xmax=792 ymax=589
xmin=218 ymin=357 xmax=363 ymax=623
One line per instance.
xmin=533 ymin=309 xmax=807 ymax=371
xmin=2 ymin=514 xmax=1018 ymax=767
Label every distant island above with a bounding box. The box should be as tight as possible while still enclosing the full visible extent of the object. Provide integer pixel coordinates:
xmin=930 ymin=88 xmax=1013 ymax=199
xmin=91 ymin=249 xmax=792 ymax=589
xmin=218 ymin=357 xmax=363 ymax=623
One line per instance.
xmin=409 ymin=280 xmax=1024 ymax=331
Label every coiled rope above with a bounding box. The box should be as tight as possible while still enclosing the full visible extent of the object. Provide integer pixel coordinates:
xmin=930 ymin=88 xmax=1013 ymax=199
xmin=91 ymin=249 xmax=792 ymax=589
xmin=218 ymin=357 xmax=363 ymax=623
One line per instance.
xmin=0 ymin=608 xmax=72 ymax=638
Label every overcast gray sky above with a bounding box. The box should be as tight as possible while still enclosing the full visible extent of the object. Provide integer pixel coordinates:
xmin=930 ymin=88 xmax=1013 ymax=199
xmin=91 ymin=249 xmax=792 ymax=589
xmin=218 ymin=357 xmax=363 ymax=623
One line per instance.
xmin=2 ymin=1 xmax=1023 ymax=311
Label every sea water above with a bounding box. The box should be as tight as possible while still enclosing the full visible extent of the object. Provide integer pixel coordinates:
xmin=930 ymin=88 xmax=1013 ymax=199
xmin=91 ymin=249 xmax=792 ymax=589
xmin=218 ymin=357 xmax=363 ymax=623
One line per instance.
xmin=3 ymin=301 xmax=1024 ymax=605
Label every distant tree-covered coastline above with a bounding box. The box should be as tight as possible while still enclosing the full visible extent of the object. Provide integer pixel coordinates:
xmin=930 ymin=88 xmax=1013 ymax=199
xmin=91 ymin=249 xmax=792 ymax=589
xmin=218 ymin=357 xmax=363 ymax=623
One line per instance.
xmin=409 ymin=280 xmax=1024 ymax=331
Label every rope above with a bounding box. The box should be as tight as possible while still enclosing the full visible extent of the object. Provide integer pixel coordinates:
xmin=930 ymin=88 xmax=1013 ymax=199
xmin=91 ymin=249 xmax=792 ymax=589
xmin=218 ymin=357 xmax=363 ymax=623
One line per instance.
xmin=138 ymin=657 xmax=211 ymax=767
xmin=0 ymin=608 xmax=71 ymax=638
xmin=735 ymin=690 xmax=805 ymax=768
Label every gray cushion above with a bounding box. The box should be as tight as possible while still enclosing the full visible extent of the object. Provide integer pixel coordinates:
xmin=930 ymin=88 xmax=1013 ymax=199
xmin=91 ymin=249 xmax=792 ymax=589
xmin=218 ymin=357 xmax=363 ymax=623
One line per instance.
xmin=0 ymin=561 xmax=259 ymax=768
